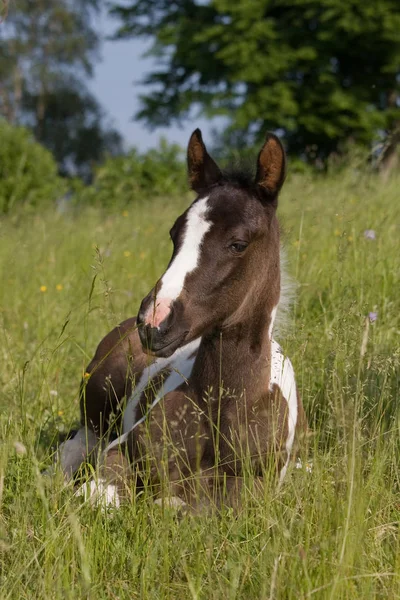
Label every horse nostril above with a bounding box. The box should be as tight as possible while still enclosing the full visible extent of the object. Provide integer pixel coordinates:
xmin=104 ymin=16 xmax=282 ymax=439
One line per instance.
xmin=137 ymin=321 xmax=148 ymax=347
xmin=138 ymin=323 xmax=159 ymax=352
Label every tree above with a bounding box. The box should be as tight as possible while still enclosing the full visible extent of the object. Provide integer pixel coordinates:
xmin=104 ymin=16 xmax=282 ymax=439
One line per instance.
xmin=0 ymin=120 xmax=66 ymax=214
xmin=22 ymin=84 xmax=122 ymax=180
xmin=111 ymin=0 xmax=400 ymax=163
xmin=0 ymin=0 xmax=122 ymax=177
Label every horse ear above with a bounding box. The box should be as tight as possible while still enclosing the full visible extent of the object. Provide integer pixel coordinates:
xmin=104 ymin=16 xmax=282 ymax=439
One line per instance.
xmin=255 ymin=133 xmax=286 ymax=202
xmin=187 ymin=129 xmax=222 ymax=192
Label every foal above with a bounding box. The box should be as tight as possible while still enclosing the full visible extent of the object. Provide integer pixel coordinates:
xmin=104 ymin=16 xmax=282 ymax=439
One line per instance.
xmin=59 ymin=129 xmax=307 ymax=508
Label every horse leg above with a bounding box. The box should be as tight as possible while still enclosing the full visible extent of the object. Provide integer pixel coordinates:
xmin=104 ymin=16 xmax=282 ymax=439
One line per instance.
xmin=81 ymin=387 xmax=207 ymax=507
xmin=79 ymin=317 xmax=145 ymax=436
xmin=57 ymin=427 xmax=98 ymax=481
xmin=76 ymin=446 xmax=133 ymax=508
xmin=151 ymin=472 xmax=266 ymax=514
xmin=53 ymin=318 xmax=149 ymax=480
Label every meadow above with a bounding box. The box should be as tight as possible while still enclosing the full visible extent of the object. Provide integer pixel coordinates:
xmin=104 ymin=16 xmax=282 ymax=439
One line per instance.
xmin=0 ymin=165 xmax=399 ymax=599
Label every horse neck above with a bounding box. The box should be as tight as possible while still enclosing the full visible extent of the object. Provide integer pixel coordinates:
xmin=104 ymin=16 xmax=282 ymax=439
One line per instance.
xmin=190 ymin=300 xmax=278 ymax=401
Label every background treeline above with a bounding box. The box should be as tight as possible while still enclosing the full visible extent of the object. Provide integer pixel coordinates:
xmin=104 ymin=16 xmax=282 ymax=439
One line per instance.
xmin=112 ymin=0 xmax=400 ymax=172
xmin=0 ymin=120 xmax=187 ymax=214
xmin=0 ymin=0 xmax=399 ymax=211
xmin=0 ymin=0 xmax=123 ymax=180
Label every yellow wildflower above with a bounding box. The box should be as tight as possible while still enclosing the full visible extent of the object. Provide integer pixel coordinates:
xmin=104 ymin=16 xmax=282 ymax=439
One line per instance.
xmin=40 ymin=285 xmax=47 ymax=293
xmin=124 ymin=250 xmax=131 ymax=258
xmin=122 ymin=210 xmax=129 ymax=217
xmin=56 ymin=284 xmax=63 ymax=291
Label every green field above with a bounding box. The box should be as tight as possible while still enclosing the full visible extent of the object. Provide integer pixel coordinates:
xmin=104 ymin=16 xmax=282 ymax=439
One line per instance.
xmin=1 ymin=167 xmax=399 ymax=599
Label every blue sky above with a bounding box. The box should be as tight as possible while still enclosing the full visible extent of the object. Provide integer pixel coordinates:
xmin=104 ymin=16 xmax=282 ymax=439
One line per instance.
xmin=89 ymin=11 xmax=214 ymax=152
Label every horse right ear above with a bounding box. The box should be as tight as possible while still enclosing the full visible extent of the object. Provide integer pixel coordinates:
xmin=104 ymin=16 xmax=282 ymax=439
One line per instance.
xmin=255 ymin=133 xmax=286 ymax=204
xmin=187 ymin=129 xmax=222 ymax=193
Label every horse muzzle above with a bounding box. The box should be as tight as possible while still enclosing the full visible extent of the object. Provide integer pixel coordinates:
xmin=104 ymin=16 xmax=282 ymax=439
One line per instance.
xmin=137 ymin=298 xmax=188 ymax=358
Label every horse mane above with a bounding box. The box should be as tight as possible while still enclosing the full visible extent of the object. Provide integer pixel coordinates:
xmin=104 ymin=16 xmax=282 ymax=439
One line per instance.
xmin=274 ymin=247 xmax=296 ymax=339
xmin=214 ymin=163 xmax=296 ymax=339
xmin=220 ymin=163 xmax=255 ymax=189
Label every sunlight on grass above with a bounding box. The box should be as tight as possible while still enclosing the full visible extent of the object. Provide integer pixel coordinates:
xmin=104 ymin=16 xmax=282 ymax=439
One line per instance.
xmin=0 ymin=170 xmax=399 ymax=598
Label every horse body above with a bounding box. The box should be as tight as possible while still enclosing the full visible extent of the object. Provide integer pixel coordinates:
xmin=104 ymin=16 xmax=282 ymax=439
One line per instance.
xmin=58 ymin=129 xmax=307 ymax=508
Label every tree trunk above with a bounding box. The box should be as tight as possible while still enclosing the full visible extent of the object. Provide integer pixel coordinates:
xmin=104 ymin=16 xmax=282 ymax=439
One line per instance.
xmin=379 ymin=126 xmax=400 ymax=182
xmin=379 ymin=90 xmax=400 ymax=181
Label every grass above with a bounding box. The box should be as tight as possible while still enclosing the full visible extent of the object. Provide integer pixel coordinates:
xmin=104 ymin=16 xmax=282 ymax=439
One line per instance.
xmin=0 ymin=166 xmax=399 ymax=599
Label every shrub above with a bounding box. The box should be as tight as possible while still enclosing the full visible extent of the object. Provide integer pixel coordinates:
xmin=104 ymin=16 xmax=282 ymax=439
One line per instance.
xmin=82 ymin=138 xmax=188 ymax=206
xmin=0 ymin=120 xmax=66 ymax=214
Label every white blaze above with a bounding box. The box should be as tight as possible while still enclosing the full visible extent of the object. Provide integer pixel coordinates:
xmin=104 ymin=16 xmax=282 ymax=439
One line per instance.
xmin=145 ymin=196 xmax=211 ymax=328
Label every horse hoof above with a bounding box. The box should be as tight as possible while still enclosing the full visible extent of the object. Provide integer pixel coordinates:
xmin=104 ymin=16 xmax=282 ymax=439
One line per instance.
xmin=154 ymin=496 xmax=187 ymax=509
xmin=75 ymin=479 xmax=121 ymax=509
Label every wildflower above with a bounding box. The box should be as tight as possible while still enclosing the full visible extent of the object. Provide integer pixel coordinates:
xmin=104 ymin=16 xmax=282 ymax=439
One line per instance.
xmin=347 ymin=236 xmax=353 ymax=242
xmin=49 ymin=390 xmax=58 ymax=397
xmin=369 ymin=311 xmax=378 ymax=323
xmin=123 ymin=250 xmax=131 ymax=258
xmin=122 ymin=210 xmax=128 ymax=217
xmin=295 ymin=457 xmax=313 ymax=474
xmin=83 ymin=372 xmax=90 ymax=379
xmin=364 ymin=229 xmax=376 ymax=240
xmin=57 ymin=410 xmax=64 ymax=416
xmin=40 ymin=285 xmax=47 ymax=293
xmin=334 ymin=229 xmax=341 ymax=237
xmin=139 ymin=251 xmax=146 ymax=260
xmin=56 ymin=284 xmax=63 ymax=291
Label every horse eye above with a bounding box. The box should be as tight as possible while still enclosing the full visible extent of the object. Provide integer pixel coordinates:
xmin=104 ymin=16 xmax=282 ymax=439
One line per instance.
xmin=229 ymin=242 xmax=248 ymax=254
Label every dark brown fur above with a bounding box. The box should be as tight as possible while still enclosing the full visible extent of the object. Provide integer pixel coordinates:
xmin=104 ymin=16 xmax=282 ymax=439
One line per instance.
xmin=69 ymin=129 xmax=307 ymax=509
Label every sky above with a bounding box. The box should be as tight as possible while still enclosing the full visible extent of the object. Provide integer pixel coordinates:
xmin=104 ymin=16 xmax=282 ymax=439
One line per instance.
xmin=89 ymin=11 xmax=214 ymax=152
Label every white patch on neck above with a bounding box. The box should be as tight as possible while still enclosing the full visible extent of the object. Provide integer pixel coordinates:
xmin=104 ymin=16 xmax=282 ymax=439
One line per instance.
xmin=105 ymin=338 xmax=200 ymax=453
xmin=269 ymin=339 xmax=298 ymax=483
xmin=145 ymin=197 xmax=211 ymax=327
xmin=273 ymin=248 xmax=296 ymax=338
xmin=268 ymin=306 xmax=278 ymax=340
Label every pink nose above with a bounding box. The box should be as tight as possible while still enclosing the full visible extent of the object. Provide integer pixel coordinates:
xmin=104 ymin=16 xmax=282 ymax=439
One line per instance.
xmin=144 ymin=298 xmax=172 ymax=328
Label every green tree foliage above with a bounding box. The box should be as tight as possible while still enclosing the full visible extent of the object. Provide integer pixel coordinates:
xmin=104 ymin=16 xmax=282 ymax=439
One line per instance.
xmin=0 ymin=0 xmax=122 ymax=178
xmin=22 ymin=85 xmax=123 ymax=180
xmin=0 ymin=120 xmax=66 ymax=214
xmin=112 ymin=0 xmax=400 ymax=161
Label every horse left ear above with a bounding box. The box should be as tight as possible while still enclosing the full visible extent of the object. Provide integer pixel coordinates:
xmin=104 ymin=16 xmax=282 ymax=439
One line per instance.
xmin=255 ymin=133 xmax=286 ymax=202
xmin=187 ymin=129 xmax=222 ymax=193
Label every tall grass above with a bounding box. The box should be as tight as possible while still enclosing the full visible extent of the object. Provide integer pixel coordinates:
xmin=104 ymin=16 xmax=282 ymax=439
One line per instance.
xmin=0 ymin=168 xmax=399 ymax=598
